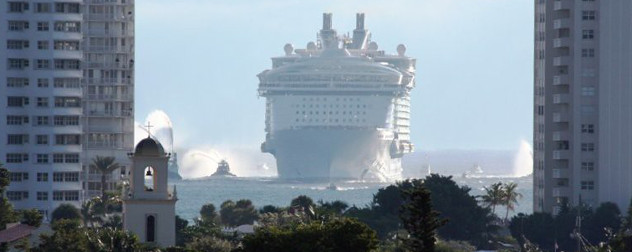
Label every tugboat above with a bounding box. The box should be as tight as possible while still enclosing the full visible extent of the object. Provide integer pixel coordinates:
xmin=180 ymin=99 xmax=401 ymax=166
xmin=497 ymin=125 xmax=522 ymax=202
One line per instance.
xmin=211 ymin=160 xmax=236 ymax=177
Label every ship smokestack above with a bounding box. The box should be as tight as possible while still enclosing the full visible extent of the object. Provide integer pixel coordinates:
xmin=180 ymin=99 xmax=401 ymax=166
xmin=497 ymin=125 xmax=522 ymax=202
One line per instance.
xmin=320 ymin=13 xmax=338 ymax=49
xmin=351 ymin=13 xmax=369 ymax=49
xmin=323 ymin=13 xmax=332 ymax=30
xmin=356 ymin=13 xmax=365 ymax=30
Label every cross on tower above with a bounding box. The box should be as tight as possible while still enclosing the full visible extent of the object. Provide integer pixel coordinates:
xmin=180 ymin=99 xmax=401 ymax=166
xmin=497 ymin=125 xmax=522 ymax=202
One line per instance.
xmin=145 ymin=121 xmax=153 ymax=137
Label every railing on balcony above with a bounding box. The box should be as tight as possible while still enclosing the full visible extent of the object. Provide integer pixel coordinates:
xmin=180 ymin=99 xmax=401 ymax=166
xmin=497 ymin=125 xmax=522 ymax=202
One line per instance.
xmin=84 ymin=78 xmax=132 ymax=85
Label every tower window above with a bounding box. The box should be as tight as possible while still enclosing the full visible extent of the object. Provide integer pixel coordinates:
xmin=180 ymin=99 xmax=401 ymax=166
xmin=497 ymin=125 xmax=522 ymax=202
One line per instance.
xmin=146 ymin=215 xmax=155 ymax=242
xmin=144 ymin=167 xmax=156 ymax=191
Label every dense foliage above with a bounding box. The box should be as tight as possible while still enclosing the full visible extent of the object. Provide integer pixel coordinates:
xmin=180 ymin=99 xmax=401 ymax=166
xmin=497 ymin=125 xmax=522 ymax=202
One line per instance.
xmin=240 ymin=218 xmax=378 ymax=252
xmin=398 ymin=179 xmax=447 ymax=251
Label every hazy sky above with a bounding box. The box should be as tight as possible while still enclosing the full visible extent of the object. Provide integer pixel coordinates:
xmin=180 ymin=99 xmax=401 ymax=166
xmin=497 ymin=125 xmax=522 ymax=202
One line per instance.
xmin=135 ymin=0 xmax=534 ymax=151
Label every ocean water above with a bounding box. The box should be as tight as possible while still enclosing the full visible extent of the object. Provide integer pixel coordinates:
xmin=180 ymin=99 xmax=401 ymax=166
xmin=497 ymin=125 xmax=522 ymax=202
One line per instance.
xmin=173 ymin=175 xmax=533 ymax=221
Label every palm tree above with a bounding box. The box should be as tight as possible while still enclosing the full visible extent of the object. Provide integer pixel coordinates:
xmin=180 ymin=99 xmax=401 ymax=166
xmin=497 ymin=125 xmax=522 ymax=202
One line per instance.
xmin=481 ymin=182 xmax=504 ymax=216
xmin=502 ymin=182 xmax=522 ymax=222
xmin=92 ymin=156 xmax=120 ymax=200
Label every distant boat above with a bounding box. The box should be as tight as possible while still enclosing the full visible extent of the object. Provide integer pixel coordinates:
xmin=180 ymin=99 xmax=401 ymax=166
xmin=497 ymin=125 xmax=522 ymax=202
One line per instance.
xmin=211 ymin=160 xmax=236 ymax=177
xmin=326 ymin=183 xmax=339 ymax=190
xmin=462 ymin=164 xmax=484 ymax=178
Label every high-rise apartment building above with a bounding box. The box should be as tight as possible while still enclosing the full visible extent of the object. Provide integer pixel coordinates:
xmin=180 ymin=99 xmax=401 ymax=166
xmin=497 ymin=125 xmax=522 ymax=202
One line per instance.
xmin=0 ymin=0 xmax=134 ymax=217
xmin=534 ymin=0 xmax=632 ymax=214
xmin=82 ymin=0 xmax=134 ymax=198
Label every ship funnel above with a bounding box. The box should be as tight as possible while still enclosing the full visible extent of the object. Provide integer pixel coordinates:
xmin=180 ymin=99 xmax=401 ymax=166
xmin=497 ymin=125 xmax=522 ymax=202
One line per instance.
xmin=356 ymin=13 xmax=365 ymax=30
xmin=351 ymin=13 xmax=369 ymax=50
xmin=323 ymin=13 xmax=333 ymax=30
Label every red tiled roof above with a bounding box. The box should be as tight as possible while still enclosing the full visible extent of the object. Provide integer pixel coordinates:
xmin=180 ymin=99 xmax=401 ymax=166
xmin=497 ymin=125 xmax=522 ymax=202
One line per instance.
xmin=0 ymin=224 xmax=36 ymax=243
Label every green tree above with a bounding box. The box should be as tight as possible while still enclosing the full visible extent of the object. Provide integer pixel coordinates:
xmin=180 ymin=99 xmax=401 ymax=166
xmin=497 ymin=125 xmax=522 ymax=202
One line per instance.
xmin=91 ymin=156 xmax=120 ymax=200
xmin=219 ymin=199 xmax=258 ymax=227
xmin=85 ymin=227 xmax=139 ymax=252
xmin=398 ymin=179 xmax=447 ymax=252
xmin=423 ymin=174 xmax=496 ymax=246
xmin=508 ymin=212 xmax=555 ymax=251
xmin=19 ymin=209 xmax=43 ymax=227
xmin=501 ymin=182 xmax=522 ymax=222
xmin=259 ymin=205 xmax=281 ymax=214
xmin=186 ymin=236 xmax=233 ymax=252
xmin=480 ymin=182 xmax=504 ymax=216
xmin=34 ymin=219 xmax=86 ymax=252
xmin=241 ymin=218 xmax=378 ymax=252
xmin=290 ymin=195 xmax=315 ymax=215
xmin=585 ymin=202 xmax=621 ymax=245
xmin=0 ymin=163 xmax=18 ymax=229
xmin=317 ymin=200 xmax=349 ymax=216
xmin=51 ymin=203 xmax=82 ymax=223
xmin=199 ymin=203 xmax=218 ymax=224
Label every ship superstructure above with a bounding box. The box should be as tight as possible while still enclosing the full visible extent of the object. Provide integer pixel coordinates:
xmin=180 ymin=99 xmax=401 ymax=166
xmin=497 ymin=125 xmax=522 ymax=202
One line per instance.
xmin=258 ymin=13 xmax=415 ymax=181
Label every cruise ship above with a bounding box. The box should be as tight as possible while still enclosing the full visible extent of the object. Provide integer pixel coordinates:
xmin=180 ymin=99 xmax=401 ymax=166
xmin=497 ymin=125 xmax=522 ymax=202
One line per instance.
xmin=258 ymin=13 xmax=416 ymax=181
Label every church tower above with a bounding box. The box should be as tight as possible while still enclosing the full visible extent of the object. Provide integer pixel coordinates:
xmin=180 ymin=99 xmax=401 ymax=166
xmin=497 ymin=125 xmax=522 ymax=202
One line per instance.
xmin=123 ymin=136 xmax=176 ymax=247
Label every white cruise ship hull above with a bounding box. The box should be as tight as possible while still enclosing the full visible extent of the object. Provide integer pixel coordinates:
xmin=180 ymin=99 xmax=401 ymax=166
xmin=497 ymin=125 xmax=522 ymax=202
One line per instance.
xmin=263 ymin=127 xmax=402 ymax=181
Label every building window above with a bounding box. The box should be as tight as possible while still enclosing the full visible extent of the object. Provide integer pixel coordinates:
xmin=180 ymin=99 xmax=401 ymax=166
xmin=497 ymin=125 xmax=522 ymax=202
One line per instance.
xmin=537 ymin=106 xmax=544 ymax=115
xmin=146 ymin=215 xmax=156 ymax=242
xmin=7 ymin=58 xmax=29 ymax=69
xmin=53 ymin=21 xmax=80 ymax=32
xmin=55 ymin=134 xmax=81 ymax=145
xmin=9 ymin=172 xmax=28 ymax=182
xmin=7 ymin=96 xmax=28 ymax=107
xmin=581 ymin=181 xmax=595 ymax=190
xmin=54 ymin=59 xmax=81 ymax=70
xmin=53 ymin=116 xmax=80 ymax=126
xmin=37 ymin=78 xmax=49 ymax=87
xmin=53 ymin=154 xmax=64 ymax=163
xmin=144 ymin=167 xmax=156 ymax=191
xmin=35 ymin=59 xmax=50 ymax=69
xmin=53 ymin=191 xmax=63 ymax=201
xmin=6 ymin=40 xmax=29 ymax=49
xmin=36 ymin=135 xmax=48 ymax=145
xmin=581 ymin=124 xmax=595 ymax=133
xmin=35 ymin=3 xmax=51 ymax=13
xmin=8 ymin=21 xmax=29 ymax=31
xmin=53 ymin=40 xmax=80 ymax=51
xmin=582 ymin=30 xmax=595 ymax=39
xmin=7 ymin=134 xmax=28 ymax=145
xmin=37 ymin=154 xmax=49 ymax=164
xmin=582 ymin=11 xmax=596 ymax=20
xmin=53 ymin=78 xmax=80 ymax=88
xmin=6 ymin=191 xmax=28 ymax=201
xmin=37 ymin=172 xmax=48 ymax=182
xmin=37 ymin=192 xmax=48 ymax=201
xmin=8 ymin=2 xmax=29 ymax=12
xmin=36 ymin=97 xmax=49 ymax=107
xmin=581 ymin=162 xmax=595 ymax=171
xmin=54 ymin=97 xmax=81 ymax=107
xmin=64 ymin=191 xmax=79 ymax=201
xmin=55 ymin=3 xmax=80 ymax=13
xmin=581 ymin=143 xmax=595 ymax=152
xmin=582 ymin=49 xmax=595 ymax=58
xmin=37 ymin=41 xmax=49 ymax=50
xmin=6 ymin=78 xmax=29 ymax=87
xmin=37 ymin=22 xmax=49 ymax=31
xmin=6 ymin=153 xmax=28 ymax=163
xmin=65 ymin=154 xmax=79 ymax=163
xmin=36 ymin=116 xmax=49 ymax=126
xmin=582 ymin=87 xmax=595 ymax=96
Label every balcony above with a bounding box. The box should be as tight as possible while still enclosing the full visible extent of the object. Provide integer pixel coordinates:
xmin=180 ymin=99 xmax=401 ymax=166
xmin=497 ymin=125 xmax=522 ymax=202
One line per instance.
xmin=553 ymin=38 xmax=570 ymax=48
xmin=554 ymin=0 xmax=572 ymax=11
xmin=84 ymin=78 xmax=132 ymax=85
xmin=553 ymin=56 xmax=571 ymax=66
xmin=552 ymin=168 xmax=569 ymax=179
xmin=552 ymin=131 xmax=569 ymax=141
xmin=85 ymin=94 xmax=133 ymax=101
xmin=554 ymin=19 xmax=571 ymax=29
xmin=553 ymin=187 xmax=571 ymax=197
xmin=553 ymin=150 xmax=570 ymax=160
xmin=553 ymin=94 xmax=570 ymax=104
xmin=553 ymin=75 xmax=569 ymax=86
xmin=553 ymin=113 xmax=569 ymax=123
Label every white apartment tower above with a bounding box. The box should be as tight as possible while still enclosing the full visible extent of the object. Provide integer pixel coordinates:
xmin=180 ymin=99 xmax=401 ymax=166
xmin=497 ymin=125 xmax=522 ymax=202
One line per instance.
xmin=534 ymin=0 xmax=632 ymax=213
xmin=82 ymin=0 xmax=134 ymax=198
xmin=0 ymin=0 xmax=134 ymax=217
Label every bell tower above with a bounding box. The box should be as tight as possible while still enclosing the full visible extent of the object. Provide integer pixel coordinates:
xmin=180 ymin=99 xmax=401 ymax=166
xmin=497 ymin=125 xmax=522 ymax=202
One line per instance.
xmin=122 ymin=134 xmax=176 ymax=247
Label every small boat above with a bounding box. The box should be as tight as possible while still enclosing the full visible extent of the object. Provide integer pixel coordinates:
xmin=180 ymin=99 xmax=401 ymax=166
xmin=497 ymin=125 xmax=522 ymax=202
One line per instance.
xmin=211 ymin=160 xmax=236 ymax=177
xmin=326 ymin=183 xmax=339 ymax=190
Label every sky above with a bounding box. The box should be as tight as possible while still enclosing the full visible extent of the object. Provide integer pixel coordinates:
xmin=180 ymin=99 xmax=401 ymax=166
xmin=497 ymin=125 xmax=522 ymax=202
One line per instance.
xmin=134 ymin=0 xmax=534 ymax=152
